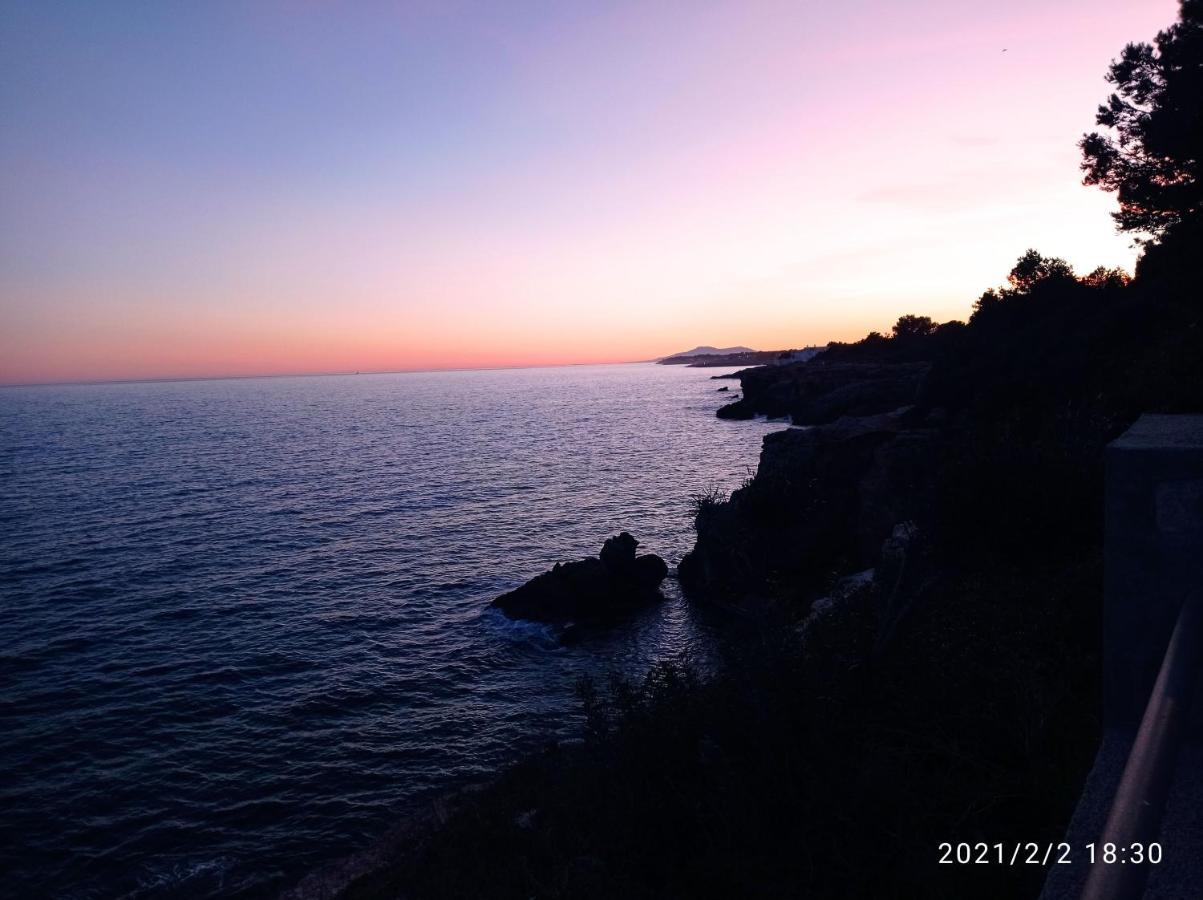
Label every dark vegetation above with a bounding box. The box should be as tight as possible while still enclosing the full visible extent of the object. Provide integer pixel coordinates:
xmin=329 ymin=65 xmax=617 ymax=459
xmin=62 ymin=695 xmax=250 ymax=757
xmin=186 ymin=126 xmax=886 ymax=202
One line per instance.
xmin=1079 ymin=0 xmax=1201 ymax=240
xmin=335 ymin=5 xmax=1202 ymax=898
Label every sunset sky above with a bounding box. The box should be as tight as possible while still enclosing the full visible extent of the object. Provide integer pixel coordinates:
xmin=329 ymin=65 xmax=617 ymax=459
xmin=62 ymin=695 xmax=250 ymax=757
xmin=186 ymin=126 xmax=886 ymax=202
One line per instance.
xmin=0 ymin=0 xmax=1178 ymax=384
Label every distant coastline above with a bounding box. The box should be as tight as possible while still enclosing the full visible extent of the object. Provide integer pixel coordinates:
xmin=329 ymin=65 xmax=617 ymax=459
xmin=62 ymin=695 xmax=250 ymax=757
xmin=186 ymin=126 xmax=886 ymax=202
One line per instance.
xmin=657 ymin=346 xmax=823 ymax=368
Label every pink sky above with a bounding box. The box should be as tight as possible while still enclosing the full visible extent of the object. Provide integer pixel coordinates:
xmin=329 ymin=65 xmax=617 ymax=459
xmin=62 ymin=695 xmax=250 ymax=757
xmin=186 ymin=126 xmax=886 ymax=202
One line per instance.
xmin=0 ymin=0 xmax=1178 ymax=383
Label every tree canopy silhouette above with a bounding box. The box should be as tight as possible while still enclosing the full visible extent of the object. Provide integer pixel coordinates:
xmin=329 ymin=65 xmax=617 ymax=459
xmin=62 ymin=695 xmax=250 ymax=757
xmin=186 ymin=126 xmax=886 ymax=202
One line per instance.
xmin=1080 ymin=265 xmax=1132 ymax=290
xmin=1003 ymin=249 xmax=1075 ymax=295
xmin=1079 ymin=0 xmax=1202 ymax=240
xmin=891 ymin=314 xmax=936 ymax=340
xmin=970 ymin=250 xmax=1130 ymax=319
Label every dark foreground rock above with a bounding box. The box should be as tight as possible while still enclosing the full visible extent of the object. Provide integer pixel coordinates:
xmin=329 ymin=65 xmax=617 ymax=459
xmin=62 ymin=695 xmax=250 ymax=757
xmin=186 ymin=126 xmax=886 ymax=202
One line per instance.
xmin=492 ymin=532 xmax=667 ymax=624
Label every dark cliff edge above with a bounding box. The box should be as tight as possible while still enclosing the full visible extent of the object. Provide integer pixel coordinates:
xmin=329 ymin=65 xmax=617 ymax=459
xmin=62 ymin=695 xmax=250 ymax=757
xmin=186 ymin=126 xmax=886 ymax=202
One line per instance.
xmin=679 ymin=407 xmax=936 ymax=612
xmin=686 ymin=257 xmax=1203 ymax=615
xmin=714 ymin=359 xmax=930 ymax=423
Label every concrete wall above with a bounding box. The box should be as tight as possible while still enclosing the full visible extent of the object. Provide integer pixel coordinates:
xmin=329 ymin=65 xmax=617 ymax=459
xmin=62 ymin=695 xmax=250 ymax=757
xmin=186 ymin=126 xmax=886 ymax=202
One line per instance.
xmin=1104 ymin=415 xmax=1203 ymax=737
xmin=1042 ymin=414 xmax=1203 ymax=900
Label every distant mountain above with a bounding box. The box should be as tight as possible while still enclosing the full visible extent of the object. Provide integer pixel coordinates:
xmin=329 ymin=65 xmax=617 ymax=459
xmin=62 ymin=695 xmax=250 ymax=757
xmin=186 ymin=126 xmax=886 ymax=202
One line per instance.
xmin=660 ymin=345 xmax=754 ymax=359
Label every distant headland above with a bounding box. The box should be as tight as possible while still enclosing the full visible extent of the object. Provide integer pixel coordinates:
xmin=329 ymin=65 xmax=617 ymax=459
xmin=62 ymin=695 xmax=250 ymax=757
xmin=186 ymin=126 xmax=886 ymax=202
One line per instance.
xmin=657 ymin=345 xmax=824 ymax=367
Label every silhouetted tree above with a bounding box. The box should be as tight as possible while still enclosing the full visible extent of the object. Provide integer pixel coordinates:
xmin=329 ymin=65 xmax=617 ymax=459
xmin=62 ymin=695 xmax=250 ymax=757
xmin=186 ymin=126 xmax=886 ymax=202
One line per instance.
xmin=1004 ymin=249 xmax=1075 ymax=296
xmin=970 ymin=252 xmax=1124 ymax=323
xmin=892 ymin=314 xmax=936 ymax=340
xmin=1079 ymin=0 xmax=1203 ymax=240
xmin=1080 ymin=265 xmax=1132 ymax=290
xmin=973 ymin=288 xmax=1003 ymax=316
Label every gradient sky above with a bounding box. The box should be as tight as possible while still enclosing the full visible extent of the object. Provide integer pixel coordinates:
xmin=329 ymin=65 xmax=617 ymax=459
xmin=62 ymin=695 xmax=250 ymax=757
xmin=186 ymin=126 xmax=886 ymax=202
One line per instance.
xmin=0 ymin=0 xmax=1179 ymax=384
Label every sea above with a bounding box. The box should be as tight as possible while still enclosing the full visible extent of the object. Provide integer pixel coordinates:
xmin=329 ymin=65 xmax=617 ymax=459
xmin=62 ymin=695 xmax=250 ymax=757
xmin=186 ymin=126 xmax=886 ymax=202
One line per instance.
xmin=0 ymin=363 xmax=781 ymax=899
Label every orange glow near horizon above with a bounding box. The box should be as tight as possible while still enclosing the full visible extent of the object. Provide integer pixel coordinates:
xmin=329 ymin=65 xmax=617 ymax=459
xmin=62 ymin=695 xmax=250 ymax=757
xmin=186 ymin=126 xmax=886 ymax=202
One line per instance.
xmin=0 ymin=1 xmax=1177 ymax=385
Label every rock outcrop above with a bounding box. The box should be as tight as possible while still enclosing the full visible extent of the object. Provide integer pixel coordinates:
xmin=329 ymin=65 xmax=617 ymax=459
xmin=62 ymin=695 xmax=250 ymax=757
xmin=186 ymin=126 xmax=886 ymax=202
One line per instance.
xmin=492 ymin=533 xmax=668 ymax=624
xmin=716 ymin=360 xmax=929 ymax=425
xmin=679 ymin=410 xmax=937 ymax=612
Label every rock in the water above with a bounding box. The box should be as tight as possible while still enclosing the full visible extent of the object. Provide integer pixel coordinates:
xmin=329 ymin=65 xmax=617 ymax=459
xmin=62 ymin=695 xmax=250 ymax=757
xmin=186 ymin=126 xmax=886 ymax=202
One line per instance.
xmin=716 ymin=399 xmax=756 ymax=420
xmin=492 ymin=532 xmax=667 ymax=624
xmin=598 ymin=531 xmax=638 ymax=572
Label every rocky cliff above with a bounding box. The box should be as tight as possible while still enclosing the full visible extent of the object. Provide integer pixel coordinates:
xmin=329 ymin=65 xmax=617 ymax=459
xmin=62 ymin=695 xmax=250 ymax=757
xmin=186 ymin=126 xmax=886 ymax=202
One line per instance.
xmin=679 ymin=407 xmax=937 ymax=612
xmin=715 ymin=360 xmax=929 ymax=424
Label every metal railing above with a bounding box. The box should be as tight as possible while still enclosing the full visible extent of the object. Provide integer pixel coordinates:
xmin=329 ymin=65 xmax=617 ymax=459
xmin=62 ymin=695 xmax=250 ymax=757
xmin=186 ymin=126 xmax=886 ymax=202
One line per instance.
xmin=1080 ymin=589 xmax=1203 ymax=900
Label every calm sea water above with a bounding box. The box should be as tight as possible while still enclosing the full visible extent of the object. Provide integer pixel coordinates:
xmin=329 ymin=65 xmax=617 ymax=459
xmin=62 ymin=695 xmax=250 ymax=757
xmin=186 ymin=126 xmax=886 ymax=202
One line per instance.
xmin=0 ymin=363 xmax=779 ymax=899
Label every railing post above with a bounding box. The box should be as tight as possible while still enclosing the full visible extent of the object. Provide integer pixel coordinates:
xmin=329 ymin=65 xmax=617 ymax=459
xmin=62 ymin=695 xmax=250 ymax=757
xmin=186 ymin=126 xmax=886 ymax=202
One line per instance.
xmin=1079 ymin=590 xmax=1201 ymax=900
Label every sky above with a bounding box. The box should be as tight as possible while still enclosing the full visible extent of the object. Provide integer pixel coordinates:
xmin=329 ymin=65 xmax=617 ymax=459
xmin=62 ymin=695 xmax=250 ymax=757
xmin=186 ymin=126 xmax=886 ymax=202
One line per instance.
xmin=0 ymin=0 xmax=1180 ymax=384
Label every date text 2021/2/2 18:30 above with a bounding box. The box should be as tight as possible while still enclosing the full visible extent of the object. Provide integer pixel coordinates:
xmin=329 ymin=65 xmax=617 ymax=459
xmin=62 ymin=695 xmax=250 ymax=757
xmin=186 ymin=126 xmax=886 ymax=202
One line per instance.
xmin=938 ymin=842 xmax=1163 ymax=866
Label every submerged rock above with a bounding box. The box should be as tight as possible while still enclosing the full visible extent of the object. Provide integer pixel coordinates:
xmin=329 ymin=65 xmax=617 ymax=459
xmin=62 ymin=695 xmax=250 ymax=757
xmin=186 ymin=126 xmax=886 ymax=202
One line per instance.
xmin=492 ymin=533 xmax=667 ymax=624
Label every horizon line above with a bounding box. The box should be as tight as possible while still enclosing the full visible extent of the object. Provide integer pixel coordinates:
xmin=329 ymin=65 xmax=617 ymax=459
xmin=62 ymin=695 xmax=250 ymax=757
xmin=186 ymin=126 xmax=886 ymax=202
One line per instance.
xmin=0 ymin=357 xmax=680 ymax=390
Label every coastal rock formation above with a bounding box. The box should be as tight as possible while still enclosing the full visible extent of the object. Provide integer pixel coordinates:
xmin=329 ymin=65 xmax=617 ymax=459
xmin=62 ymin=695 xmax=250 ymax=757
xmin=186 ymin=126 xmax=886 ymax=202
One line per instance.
xmin=716 ymin=360 xmax=929 ymax=425
xmin=687 ymin=352 xmax=940 ymax=613
xmin=679 ymin=410 xmax=936 ymax=612
xmin=492 ymin=533 xmax=667 ymax=624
